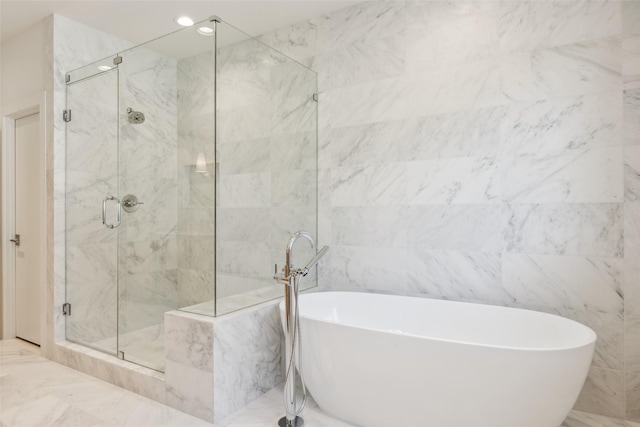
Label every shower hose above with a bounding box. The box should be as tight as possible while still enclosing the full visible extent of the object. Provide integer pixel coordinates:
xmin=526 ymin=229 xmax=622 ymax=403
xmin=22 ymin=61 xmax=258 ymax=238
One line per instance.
xmin=284 ymin=272 xmax=307 ymax=419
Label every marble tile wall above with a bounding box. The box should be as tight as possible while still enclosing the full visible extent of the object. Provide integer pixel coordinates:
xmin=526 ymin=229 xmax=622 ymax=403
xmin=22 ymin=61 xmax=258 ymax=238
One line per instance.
xmin=165 ymin=300 xmax=282 ymax=423
xmin=259 ymin=0 xmax=640 ymax=421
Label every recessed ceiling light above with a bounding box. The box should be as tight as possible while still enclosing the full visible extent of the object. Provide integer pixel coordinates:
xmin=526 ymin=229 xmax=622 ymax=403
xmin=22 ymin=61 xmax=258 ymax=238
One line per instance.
xmin=197 ymin=27 xmax=214 ymax=36
xmin=175 ymin=16 xmax=194 ymax=27
xmin=98 ymin=65 xmax=112 ymax=71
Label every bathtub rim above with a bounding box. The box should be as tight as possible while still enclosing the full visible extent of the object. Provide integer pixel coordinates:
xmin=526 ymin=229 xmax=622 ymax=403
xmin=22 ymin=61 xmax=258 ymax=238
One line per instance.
xmin=286 ymin=291 xmax=597 ymax=353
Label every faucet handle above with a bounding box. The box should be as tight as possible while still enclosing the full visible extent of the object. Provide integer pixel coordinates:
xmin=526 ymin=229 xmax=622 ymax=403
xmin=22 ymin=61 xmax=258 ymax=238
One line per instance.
xmin=274 ymin=264 xmax=288 ymax=284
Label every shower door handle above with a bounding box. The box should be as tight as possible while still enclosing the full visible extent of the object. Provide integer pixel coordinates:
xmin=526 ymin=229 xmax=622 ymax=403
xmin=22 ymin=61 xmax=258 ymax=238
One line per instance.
xmin=102 ymin=196 xmax=121 ymax=229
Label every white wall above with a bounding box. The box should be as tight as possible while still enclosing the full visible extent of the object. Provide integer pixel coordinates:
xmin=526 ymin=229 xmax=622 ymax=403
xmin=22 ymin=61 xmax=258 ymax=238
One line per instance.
xmin=0 ymin=19 xmax=47 ymax=338
xmin=1 ymin=20 xmax=46 ymax=114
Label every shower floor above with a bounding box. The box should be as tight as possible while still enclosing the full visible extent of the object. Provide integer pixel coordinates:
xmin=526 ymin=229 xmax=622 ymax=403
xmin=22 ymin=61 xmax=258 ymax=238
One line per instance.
xmin=90 ymin=323 xmax=165 ymax=372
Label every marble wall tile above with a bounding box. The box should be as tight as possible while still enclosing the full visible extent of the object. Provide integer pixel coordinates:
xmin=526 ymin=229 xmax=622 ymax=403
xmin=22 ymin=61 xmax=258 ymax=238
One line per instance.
xmin=627 ymin=372 xmax=640 ymax=421
xmin=218 ymin=105 xmax=272 ymax=143
xmin=326 ymin=245 xmax=409 ymax=293
xmin=574 ymin=367 xmax=625 ymax=419
xmin=178 ymin=235 xmax=215 ymax=272
xmin=406 ymin=59 xmax=505 ymax=117
xmin=331 ymin=206 xmax=407 ymax=248
xmin=406 ymin=1 xmax=499 ymax=72
xmin=215 ymin=275 xmax=276 ymax=300
xmin=271 ymin=169 xmax=316 ymax=207
xmin=498 ymin=1 xmax=621 ymax=54
xmin=627 ymin=146 xmax=640 ymax=201
xmin=501 ymin=92 xmax=622 ymax=157
xmin=407 ymin=205 xmax=503 ymax=252
xmin=272 ymin=96 xmax=316 ymax=138
xmin=165 ymin=312 xmax=213 ymax=371
xmin=502 ymin=254 xmax=623 ymax=314
xmin=625 ymin=220 xmax=640 ymax=373
xmin=165 ymin=360 xmax=214 ymax=422
xmin=504 ymin=203 xmax=623 ymax=257
xmin=625 ymin=89 xmax=640 ymax=146
xmin=213 ymin=302 xmax=283 ymax=422
xmin=626 ymin=202 xmax=640 ymax=256
xmin=501 ymin=146 xmax=624 ymax=204
xmin=218 ymin=173 xmax=271 ymax=208
xmin=177 ymin=208 xmax=214 ymax=236
xmin=623 ymin=2 xmax=640 ymax=37
xmin=259 ymin=15 xmax=328 ymax=60
xmin=270 ymin=132 xmax=316 ymax=171
xmin=217 ymin=241 xmax=271 ymax=277
xmin=552 ymin=308 xmax=624 ymax=371
xmin=328 ymin=163 xmax=407 ymax=207
xmin=403 ymin=106 xmax=504 ymax=160
xmin=624 ymin=36 xmax=640 ymax=89
xmin=501 ymin=38 xmax=622 ymax=103
xmin=323 ymin=33 xmax=405 ymax=91
xmin=325 ymin=1 xmax=405 ymax=53
xmin=406 ymin=249 xmax=502 ymax=303
xmin=123 ymin=236 xmax=178 ymax=274
xmin=321 ymin=120 xmax=408 ymax=168
xmin=177 ymin=270 xmax=215 ymax=308
xmin=219 ymin=138 xmax=270 ymax=175
xmin=323 ymin=76 xmax=407 ymax=128
xmin=407 ymin=157 xmax=500 ymax=205
xmin=269 ymin=206 xmax=317 ymax=258
xmin=217 ymin=208 xmax=270 ymax=243
xmin=164 ymin=312 xmax=214 ymax=421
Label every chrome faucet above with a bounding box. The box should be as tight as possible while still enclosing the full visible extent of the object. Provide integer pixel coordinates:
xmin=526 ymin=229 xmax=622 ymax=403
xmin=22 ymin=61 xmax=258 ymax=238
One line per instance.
xmin=275 ymin=231 xmax=329 ymax=427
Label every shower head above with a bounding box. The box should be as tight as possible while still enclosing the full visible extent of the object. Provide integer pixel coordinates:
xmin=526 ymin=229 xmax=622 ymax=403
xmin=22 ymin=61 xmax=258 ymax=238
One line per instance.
xmin=126 ymin=107 xmax=145 ymax=124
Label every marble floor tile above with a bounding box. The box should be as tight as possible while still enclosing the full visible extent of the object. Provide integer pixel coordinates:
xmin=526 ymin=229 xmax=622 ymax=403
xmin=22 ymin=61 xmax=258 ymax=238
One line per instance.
xmin=2 ymin=338 xmax=640 ymax=427
xmin=0 ymin=339 xmax=211 ymax=427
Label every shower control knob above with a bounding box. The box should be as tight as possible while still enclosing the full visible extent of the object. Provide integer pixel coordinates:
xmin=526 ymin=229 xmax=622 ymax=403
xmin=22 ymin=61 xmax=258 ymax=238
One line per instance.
xmin=121 ymin=194 xmax=144 ymax=213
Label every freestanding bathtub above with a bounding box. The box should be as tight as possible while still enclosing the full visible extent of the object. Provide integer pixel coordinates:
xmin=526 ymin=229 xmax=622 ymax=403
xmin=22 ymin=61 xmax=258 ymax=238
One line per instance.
xmin=281 ymin=291 xmax=596 ymax=427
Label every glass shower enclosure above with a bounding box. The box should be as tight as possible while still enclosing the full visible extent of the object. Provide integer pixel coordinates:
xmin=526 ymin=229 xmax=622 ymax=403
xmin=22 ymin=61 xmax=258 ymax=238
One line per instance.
xmin=64 ymin=18 xmax=318 ymax=372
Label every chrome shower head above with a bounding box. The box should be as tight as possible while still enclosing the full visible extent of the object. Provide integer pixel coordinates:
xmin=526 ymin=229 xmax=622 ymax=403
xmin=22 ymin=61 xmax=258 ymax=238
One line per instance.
xmin=126 ymin=107 xmax=145 ymax=124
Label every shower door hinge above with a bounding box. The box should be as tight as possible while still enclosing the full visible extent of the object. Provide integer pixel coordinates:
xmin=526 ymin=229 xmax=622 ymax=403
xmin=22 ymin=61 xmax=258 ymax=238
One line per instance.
xmin=65 ymin=74 xmax=71 ymax=83
xmin=118 ymin=351 xmax=124 ymax=360
xmin=113 ymin=56 xmax=122 ymax=65
xmin=63 ymin=110 xmax=72 ymax=122
xmin=313 ymin=93 xmax=319 ymax=102
xmin=62 ymin=303 xmax=71 ymax=316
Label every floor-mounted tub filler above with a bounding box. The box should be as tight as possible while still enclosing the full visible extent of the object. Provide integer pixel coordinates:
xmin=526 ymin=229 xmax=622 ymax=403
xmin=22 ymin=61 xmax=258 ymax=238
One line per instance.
xmin=275 ymin=231 xmax=329 ymax=427
xmin=285 ymin=292 xmax=596 ymax=427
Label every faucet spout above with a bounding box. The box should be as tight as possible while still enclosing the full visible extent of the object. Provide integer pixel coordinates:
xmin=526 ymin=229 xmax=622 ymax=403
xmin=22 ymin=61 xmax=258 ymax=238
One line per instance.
xmin=285 ymin=231 xmax=316 ymax=278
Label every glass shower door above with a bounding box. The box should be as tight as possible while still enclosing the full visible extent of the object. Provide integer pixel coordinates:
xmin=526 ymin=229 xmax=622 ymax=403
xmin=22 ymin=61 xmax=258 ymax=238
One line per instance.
xmin=65 ymin=60 xmax=119 ymax=354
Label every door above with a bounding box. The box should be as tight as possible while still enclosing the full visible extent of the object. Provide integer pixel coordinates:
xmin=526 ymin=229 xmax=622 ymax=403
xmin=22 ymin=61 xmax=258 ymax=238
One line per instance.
xmin=14 ymin=113 xmax=43 ymax=345
xmin=65 ymin=65 xmax=119 ymax=354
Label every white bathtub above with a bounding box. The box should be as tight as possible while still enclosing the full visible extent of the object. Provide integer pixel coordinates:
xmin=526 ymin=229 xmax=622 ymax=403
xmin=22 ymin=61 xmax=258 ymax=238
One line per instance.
xmin=283 ymin=291 xmax=596 ymax=427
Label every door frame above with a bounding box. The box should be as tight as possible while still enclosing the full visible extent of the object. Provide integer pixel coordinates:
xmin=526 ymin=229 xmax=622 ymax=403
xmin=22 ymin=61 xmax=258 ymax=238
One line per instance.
xmin=1 ymin=91 xmax=47 ymax=348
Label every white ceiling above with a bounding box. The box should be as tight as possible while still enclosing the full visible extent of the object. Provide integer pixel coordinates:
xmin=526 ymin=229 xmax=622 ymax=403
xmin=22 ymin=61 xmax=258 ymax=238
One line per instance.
xmin=0 ymin=0 xmax=361 ymax=45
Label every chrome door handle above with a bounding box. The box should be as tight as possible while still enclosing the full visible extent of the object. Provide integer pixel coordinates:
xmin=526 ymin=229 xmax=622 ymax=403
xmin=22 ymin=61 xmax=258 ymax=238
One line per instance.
xmin=10 ymin=234 xmax=20 ymax=247
xmin=102 ymin=196 xmax=121 ymax=229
